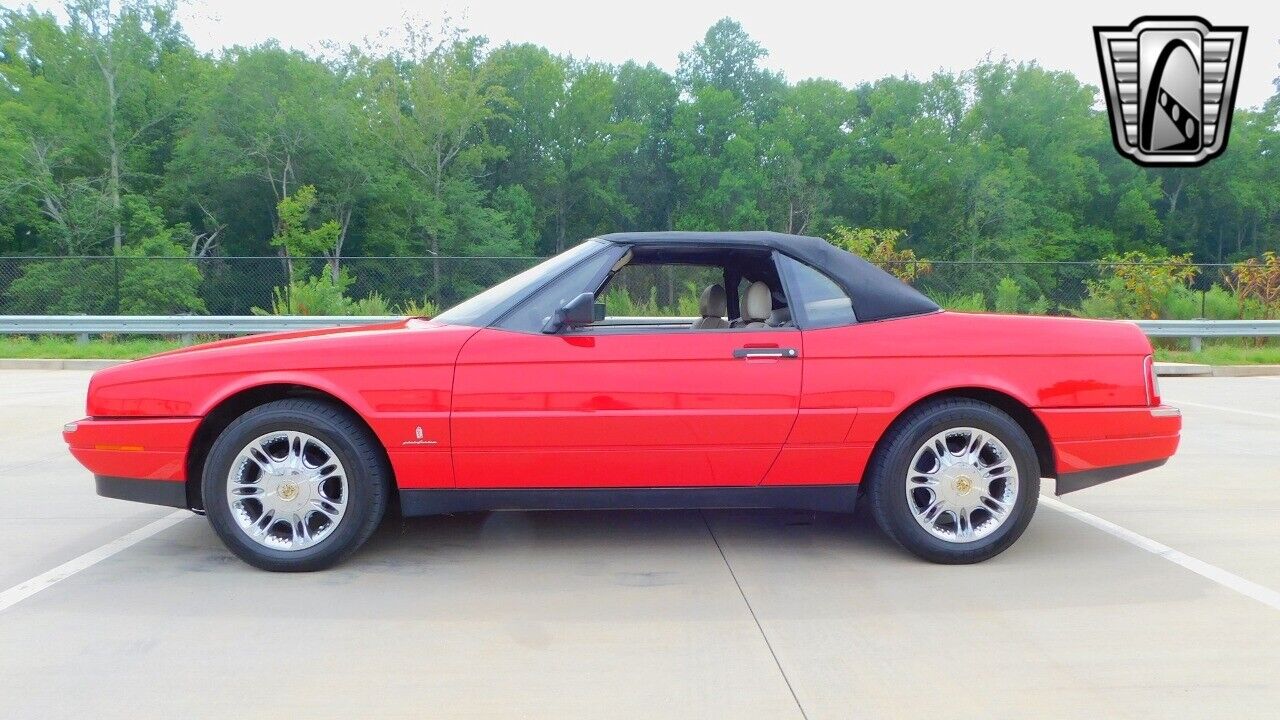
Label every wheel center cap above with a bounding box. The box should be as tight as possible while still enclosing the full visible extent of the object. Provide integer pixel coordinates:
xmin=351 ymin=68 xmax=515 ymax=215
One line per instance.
xmin=278 ymin=481 xmax=299 ymax=501
xmin=954 ymin=475 xmax=974 ymax=495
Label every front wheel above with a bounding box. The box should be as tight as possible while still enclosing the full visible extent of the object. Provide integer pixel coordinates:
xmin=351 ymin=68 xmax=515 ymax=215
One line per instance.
xmin=202 ymin=399 xmax=389 ymax=571
xmin=865 ymin=399 xmax=1040 ymax=564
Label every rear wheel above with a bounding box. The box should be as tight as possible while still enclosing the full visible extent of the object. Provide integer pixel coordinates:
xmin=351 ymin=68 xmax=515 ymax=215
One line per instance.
xmin=202 ymin=399 xmax=389 ymax=571
xmin=865 ymin=399 xmax=1040 ymax=564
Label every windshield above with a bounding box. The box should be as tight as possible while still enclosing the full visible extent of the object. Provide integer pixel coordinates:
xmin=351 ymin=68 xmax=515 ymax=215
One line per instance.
xmin=432 ymin=240 xmax=605 ymax=327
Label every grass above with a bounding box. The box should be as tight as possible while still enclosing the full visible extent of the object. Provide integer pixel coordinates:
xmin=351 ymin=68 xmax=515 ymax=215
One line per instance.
xmin=0 ymin=336 xmax=184 ymax=360
xmin=1155 ymin=343 xmax=1280 ymax=366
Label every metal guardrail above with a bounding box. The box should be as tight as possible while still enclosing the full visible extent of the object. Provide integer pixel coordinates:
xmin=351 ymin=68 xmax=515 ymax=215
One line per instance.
xmin=1133 ymin=320 xmax=1280 ymax=352
xmin=1132 ymin=320 xmax=1280 ymax=338
xmin=1 ymin=316 xmax=1278 ymax=349
xmin=0 ymin=315 xmax=399 ymax=343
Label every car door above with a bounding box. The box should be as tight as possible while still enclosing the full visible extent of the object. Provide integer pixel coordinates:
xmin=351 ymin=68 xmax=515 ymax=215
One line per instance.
xmin=450 ymin=253 xmax=802 ymax=488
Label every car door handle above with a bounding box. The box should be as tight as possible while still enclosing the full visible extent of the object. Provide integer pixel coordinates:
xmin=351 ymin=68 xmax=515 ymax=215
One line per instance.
xmin=733 ymin=347 xmax=799 ymax=359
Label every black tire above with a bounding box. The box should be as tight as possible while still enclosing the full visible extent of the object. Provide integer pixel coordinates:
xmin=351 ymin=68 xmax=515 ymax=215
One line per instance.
xmin=202 ymin=399 xmax=389 ymax=572
xmin=865 ymin=399 xmax=1040 ymax=564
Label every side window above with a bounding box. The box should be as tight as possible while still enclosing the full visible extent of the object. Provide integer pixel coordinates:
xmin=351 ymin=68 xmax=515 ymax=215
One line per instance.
xmin=495 ymin=252 xmax=613 ymax=333
xmin=601 ymin=264 xmax=721 ymax=318
xmin=778 ymin=255 xmax=856 ymax=328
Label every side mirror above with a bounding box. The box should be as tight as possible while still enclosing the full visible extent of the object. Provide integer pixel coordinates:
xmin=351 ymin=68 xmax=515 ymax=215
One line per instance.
xmin=542 ymin=292 xmax=599 ymax=333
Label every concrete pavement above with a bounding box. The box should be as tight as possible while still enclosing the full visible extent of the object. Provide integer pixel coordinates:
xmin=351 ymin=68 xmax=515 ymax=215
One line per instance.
xmin=1 ymin=370 xmax=1278 ymax=719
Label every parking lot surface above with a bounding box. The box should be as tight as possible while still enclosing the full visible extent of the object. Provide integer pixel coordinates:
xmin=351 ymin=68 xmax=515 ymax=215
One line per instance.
xmin=1 ymin=369 xmax=1278 ymax=718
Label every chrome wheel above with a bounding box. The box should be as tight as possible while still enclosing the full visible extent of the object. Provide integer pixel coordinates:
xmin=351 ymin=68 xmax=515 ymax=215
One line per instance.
xmin=226 ymin=430 xmax=347 ymax=551
xmin=905 ymin=427 xmax=1019 ymax=544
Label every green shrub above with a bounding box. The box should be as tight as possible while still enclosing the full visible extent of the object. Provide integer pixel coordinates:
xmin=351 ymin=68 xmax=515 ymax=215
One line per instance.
xmin=398 ymin=297 xmax=440 ymax=317
xmin=936 ymin=291 xmax=987 ymax=312
xmin=1159 ymin=284 xmax=1251 ymax=320
xmin=5 ymin=259 xmax=114 ymax=314
xmin=1204 ymin=285 xmax=1255 ymax=319
xmin=1082 ymin=251 xmax=1197 ymax=320
xmin=116 ymin=237 xmax=207 ymax=315
xmin=349 ymin=291 xmax=393 ymax=316
xmin=604 ymin=285 xmax=661 ymax=316
xmin=1077 ymin=276 xmax=1126 ymax=318
xmin=255 ymin=271 xmax=412 ymax=316
xmin=255 ymin=273 xmax=353 ymax=316
xmin=994 ymin=277 xmax=1020 ymax=314
xmin=675 ymin=281 xmax=702 ymax=317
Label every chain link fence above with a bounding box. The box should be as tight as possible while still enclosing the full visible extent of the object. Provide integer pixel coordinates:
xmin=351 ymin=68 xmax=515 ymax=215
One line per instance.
xmin=0 ymin=256 xmax=544 ymax=316
xmin=0 ymin=255 xmax=1252 ymax=319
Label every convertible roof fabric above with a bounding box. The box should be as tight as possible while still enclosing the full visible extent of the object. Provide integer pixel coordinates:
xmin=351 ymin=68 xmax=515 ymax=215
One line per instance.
xmin=597 ymin=231 xmax=940 ymax=323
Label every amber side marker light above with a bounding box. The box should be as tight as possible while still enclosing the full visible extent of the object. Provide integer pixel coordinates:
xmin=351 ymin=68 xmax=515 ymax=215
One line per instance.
xmin=94 ymin=444 xmax=145 ymax=452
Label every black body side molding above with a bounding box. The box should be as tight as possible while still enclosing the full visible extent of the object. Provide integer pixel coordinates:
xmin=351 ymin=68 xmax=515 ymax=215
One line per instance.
xmin=1055 ymin=459 xmax=1168 ymax=495
xmin=399 ymin=485 xmax=860 ymax=517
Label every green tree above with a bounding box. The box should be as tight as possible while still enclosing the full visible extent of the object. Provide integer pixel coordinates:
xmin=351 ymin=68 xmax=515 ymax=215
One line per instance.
xmin=360 ymin=24 xmax=513 ymax=288
xmin=270 ymin=185 xmax=340 ymax=282
xmin=677 ymin=18 xmax=784 ymax=121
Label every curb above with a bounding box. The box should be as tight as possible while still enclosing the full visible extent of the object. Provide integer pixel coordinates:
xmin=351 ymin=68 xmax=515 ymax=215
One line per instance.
xmin=1151 ymin=362 xmax=1280 ymax=377
xmin=0 ymin=358 xmax=126 ymax=371
xmin=1209 ymin=364 xmax=1280 ymax=377
xmin=1153 ymin=362 xmax=1211 ymax=377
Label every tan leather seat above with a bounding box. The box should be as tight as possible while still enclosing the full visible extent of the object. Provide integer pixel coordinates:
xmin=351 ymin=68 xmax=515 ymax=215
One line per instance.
xmin=691 ymin=284 xmax=730 ymax=329
xmin=742 ymin=281 xmax=772 ymax=329
xmin=766 ymin=306 xmax=791 ymax=327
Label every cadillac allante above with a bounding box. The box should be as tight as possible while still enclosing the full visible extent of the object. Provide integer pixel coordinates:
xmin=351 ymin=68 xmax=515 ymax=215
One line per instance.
xmin=63 ymin=232 xmax=1181 ymax=571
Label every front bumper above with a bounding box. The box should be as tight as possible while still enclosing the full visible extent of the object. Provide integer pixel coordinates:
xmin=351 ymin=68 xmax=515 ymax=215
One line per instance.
xmin=64 ymin=416 xmax=200 ymax=505
xmin=95 ymin=475 xmax=189 ymax=508
xmin=1036 ymin=405 xmax=1181 ymax=495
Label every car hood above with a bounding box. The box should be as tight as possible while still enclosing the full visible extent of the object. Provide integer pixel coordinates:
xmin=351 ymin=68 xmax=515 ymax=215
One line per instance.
xmin=145 ymin=319 xmax=416 ymax=360
xmin=84 ymin=319 xmax=479 ymax=417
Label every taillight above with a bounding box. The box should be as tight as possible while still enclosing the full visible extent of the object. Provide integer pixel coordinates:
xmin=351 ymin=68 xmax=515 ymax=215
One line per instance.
xmin=1144 ymin=355 xmax=1161 ymax=406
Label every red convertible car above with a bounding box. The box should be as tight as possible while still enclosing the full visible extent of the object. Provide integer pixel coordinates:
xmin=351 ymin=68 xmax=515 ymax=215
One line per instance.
xmin=64 ymin=232 xmax=1180 ymax=571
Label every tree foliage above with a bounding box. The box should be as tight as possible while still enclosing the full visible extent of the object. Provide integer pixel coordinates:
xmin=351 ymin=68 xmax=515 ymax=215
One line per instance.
xmin=1 ymin=7 xmax=1279 ymax=316
xmin=827 ymin=227 xmax=930 ymax=281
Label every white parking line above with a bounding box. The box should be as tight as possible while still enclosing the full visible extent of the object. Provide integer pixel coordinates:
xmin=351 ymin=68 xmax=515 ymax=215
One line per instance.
xmin=1174 ymin=400 xmax=1280 ymax=421
xmin=0 ymin=510 xmax=190 ymax=613
xmin=1042 ymin=496 xmax=1280 ymax=611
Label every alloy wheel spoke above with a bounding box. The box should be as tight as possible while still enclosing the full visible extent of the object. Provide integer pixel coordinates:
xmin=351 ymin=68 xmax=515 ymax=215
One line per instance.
xmin=964 ymin=431 xmax=987 ymax=463
xmin=981 ymin=495 xmax=1010 ymax=517
xmin=906 ymin=426 xmax=1020 ymax=544
xmin=294 ymin=512 xmax=312 ymax=544
xmin=311 ymin=498 xmax=342 ymax=519
xmin=228 ymin=431 xmax=347 ymax=552
xmin=982 ymin=462 xmax=1012 ymax=480
xmin=251 ymin=510 xmax=276 ymax=537
xmin=933 ymin=438 xmax=949 ymax=463
xmin=916 ymin=498 xmax=945 ymax=524
xmin=909 ymin=473 xmax=939 ymax=487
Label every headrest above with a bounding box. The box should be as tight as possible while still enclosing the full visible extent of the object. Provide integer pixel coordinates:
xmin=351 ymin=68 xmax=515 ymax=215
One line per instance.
xmin=699 ymin=284 xmax=727 ymax=318
xmin=743 ymin=281 xmax=772 ymax=322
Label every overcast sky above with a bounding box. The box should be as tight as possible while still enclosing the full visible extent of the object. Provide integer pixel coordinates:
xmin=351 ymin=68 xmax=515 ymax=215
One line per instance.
xmin=25 ymin=0 xmax=1280 ymax=108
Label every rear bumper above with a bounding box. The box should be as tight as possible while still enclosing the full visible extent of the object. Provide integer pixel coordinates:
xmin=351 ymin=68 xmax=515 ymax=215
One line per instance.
xmin=64 ymin=417 xmax=199 ymax=508
xmin=1056 ymin=459 xmax=1168 ymax=495
xmin=1036 ymin=405 xmax=1181 ymax=494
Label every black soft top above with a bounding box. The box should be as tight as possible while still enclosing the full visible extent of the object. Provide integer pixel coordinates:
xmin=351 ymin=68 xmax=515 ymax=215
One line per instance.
xmin=597 ymin=231 xmax=939 ymax=323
